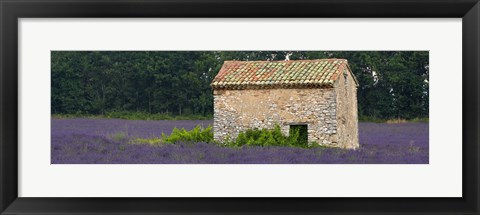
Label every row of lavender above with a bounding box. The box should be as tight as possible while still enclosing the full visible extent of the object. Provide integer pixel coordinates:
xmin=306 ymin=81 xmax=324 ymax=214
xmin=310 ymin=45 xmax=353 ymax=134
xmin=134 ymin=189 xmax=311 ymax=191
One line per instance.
xmin=51 ymin=118 xmax=428 ymax=164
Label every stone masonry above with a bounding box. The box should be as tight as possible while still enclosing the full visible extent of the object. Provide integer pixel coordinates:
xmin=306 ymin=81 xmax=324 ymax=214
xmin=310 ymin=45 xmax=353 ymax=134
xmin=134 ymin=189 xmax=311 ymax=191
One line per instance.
xmin=211 ymin=59 xmax=359 ymax=149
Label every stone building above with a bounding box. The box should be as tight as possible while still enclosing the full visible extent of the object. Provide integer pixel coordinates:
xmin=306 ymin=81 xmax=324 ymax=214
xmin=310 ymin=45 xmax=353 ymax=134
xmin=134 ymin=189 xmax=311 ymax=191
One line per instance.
xmin=210 ymin=59 xmax=359 ymax=149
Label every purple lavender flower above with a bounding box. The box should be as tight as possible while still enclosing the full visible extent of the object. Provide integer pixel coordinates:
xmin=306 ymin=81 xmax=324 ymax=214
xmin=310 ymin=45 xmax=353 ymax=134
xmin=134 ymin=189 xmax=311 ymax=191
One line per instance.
xmin=51 ymin=118 xmax=428 ymax=164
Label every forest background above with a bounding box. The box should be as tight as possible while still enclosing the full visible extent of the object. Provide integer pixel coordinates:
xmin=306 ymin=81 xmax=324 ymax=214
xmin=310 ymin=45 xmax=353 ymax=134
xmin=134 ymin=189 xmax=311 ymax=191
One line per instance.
xmin=51 ymin=51 xmax=429 ymax=121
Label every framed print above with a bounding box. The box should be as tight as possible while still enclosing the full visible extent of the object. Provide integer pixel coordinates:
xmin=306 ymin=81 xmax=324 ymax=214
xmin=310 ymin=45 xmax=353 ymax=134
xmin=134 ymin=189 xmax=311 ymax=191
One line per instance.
xmin=1 ymin=0 xmax=479 ymax=214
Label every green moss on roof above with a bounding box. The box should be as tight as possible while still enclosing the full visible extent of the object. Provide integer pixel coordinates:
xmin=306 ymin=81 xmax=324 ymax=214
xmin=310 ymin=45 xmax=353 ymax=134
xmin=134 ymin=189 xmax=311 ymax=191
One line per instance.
xmin=211 ymin=59 xmax=354 ymax=90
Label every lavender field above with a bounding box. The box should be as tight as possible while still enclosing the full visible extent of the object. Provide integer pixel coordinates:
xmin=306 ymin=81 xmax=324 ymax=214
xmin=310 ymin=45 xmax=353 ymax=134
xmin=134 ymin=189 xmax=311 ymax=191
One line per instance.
xmin=51 ymin=118 xmax=428 ymax=164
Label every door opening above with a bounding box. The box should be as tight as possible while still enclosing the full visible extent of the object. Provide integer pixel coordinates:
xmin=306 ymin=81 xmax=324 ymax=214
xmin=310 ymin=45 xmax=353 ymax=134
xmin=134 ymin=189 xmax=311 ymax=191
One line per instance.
xmin=289 ymin=124 xmax=308 ymax=146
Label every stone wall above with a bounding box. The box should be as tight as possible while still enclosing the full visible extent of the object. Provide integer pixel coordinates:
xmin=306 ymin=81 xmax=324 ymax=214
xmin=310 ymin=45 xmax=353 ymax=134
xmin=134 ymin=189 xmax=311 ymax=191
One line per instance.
xmin=213 ymin=88 xmax=341 ymax=146
xmin=334 ymin=69 xmax=359 ymax=149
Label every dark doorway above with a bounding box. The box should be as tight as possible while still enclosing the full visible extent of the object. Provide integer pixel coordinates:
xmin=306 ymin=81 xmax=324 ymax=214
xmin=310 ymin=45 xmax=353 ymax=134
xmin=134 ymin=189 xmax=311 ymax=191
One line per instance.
xmin=289 ymin=124 xmax=308 ymax=146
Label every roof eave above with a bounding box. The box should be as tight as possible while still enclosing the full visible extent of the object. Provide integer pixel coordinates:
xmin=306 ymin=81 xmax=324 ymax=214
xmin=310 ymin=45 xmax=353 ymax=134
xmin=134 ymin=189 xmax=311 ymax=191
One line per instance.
xmin=345 ymin=62 xmax=359 ymax=87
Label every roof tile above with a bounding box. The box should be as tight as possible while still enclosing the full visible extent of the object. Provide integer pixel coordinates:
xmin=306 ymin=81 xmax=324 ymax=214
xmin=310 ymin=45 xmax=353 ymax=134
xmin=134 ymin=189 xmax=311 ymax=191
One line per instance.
xmin=211 ymin=59 xmax=353 ymax=90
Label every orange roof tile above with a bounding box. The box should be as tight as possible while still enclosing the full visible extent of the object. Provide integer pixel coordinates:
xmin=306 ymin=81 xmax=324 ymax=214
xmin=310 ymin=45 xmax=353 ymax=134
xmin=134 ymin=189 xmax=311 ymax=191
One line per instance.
xmin=211 ymin=59 xmax=355 ymax=90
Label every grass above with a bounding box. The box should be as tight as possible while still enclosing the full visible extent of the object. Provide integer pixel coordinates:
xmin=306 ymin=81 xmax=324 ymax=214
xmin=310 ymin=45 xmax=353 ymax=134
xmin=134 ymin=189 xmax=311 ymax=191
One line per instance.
xmin=130 ymin=137 xmax=163 ymax=145
xmin=359 ymin=116 xmax=429 ymax=123
xmin=108 ymin=131 xmax=129 ymax=142
xmin=52 ymin=112 xmax=427 ymax=123
xmin=52 ymin=111 xmax=213 ymax=120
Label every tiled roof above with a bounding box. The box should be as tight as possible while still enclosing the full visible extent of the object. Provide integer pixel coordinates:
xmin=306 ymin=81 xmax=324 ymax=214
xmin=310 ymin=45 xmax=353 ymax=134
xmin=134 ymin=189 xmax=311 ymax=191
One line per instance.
xmin=211 ymin=59 xmax=356 ymax=90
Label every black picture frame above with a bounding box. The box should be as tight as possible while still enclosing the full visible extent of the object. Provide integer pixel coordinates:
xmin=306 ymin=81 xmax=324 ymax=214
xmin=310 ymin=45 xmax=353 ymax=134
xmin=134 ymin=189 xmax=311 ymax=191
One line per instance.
xmin=1 ymin=0 xmax=479 ymax=214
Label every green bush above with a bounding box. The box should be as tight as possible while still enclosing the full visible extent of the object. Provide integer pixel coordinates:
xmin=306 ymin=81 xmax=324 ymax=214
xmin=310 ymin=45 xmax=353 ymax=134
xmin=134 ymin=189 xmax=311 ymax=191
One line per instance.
xmin=130 ymin=124 xmax=311 ymax=148
xmin=224 ymin=124 xmax=308 ymax=148
xmin=162 ymin=125 xmax=213 ymax=143
xmin=130 ymin=125 xmax=213 ymax=145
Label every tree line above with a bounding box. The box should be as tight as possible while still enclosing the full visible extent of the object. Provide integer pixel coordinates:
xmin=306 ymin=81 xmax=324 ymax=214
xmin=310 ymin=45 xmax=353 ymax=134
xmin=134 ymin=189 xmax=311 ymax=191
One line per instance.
xmin=51 ymin=51 xmax=428 ymax=120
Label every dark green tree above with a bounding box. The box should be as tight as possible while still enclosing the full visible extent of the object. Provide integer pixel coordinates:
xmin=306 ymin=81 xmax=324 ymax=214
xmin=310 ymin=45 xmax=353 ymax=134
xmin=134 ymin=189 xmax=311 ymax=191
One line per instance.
xmin=51 ymin=51 xmax=429 ymax=120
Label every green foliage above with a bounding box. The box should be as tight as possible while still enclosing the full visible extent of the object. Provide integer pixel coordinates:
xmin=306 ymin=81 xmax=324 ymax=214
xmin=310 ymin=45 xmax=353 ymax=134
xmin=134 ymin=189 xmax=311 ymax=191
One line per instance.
xmin=130 ymin=125 xmax=213 ymax=145
xmin=128 ymin=124 xmax=313 ymax=148
xmin=131 ymin=137 xmax=163 ymax=145
xmin=118 ymin=145 xmax=126 ymax=151
xmin=225 ymin=124 xmax=310 ymax=148
xmin=409 ymin=117 xmax=429 ymax=123
xmin=359 ymin=116 xmax=429 ymax=123
xmin=358 ymin=116 xmax=387 ymax=123
xmin=103 ymin=111 xmax=212 ymax=120
xmin=289 ymin=125 xmax=308 ymax=147
xmin=162 ymin=125 xmax=213 ymax=143
xmin=51 ymin=111 xmax=212 ymax=120
xmin=108 ymin=131 xmax=128 ymax=142
xmin=51 ymin=51 xmax=429 ymax=120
